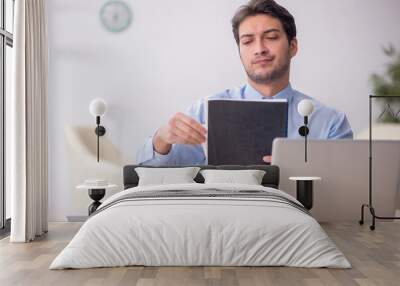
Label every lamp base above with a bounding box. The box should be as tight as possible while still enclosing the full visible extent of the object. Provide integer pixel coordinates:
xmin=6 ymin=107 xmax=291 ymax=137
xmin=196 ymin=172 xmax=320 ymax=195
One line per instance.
xmin=88 ymin=189 xmax=106 ymax=215
xmin=95 ymin=126 xmax=106 ymax=136
xmin=359 ymin=203 xmax=400 ymax=231
xmin=296 ymin=180 xmax=313 ymax=210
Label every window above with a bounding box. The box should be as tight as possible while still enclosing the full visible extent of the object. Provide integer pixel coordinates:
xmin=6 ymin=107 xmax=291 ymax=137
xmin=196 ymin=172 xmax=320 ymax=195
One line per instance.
xmin=0 ymin=0 xmax=14 ymax=234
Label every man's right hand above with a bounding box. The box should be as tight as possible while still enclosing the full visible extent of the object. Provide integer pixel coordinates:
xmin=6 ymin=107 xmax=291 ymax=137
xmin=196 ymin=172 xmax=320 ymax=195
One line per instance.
xmin=153 ymin=112 xmax=207 ymax=155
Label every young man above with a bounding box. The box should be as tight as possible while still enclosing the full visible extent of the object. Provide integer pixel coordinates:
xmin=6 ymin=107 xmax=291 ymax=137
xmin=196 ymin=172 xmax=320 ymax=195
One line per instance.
xmin=137 ymin=0 xmax=353 ymax=166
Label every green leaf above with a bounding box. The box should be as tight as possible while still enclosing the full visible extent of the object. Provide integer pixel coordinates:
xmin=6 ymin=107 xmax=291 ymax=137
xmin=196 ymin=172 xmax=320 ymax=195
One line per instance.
xmin=370 ymin=44 xmax=400 ymax=123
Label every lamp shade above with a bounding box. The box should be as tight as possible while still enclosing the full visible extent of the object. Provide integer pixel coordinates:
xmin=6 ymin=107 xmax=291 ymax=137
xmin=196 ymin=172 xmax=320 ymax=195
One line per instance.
xmin=89 ymin=98 xmax=107 ymax=117
xmin=297 ymin=99 xmax=314 ymax=117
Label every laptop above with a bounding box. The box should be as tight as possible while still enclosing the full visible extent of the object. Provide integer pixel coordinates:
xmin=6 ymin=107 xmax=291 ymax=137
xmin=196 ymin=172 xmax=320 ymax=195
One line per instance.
xmin=271 ymin=139 xmax=400 ymax=222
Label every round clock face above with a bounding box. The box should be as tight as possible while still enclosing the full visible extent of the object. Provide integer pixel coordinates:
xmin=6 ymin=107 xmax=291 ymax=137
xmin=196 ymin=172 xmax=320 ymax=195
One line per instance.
xmin=100 ymin=1 xmax=132 ymax=33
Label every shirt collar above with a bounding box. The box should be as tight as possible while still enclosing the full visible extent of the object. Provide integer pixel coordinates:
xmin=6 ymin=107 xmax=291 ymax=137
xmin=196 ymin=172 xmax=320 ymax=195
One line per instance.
xmin=243 ymin=83 xmax=294 ymax=101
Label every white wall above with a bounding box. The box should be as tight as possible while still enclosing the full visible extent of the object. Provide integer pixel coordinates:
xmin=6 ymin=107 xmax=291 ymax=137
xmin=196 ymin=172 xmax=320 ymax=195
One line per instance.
xmin=47 ymin=0 xmax=400 ymax=221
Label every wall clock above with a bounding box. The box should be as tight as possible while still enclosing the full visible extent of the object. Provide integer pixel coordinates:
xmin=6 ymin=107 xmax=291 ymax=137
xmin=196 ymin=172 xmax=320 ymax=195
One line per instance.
xmin=100 ymin=1 xmax=132 ymax=33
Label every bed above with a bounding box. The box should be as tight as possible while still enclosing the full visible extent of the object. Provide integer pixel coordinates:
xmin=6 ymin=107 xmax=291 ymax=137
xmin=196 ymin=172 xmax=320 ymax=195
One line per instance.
xmin=50 ymin=165 xmax=350 ymax=269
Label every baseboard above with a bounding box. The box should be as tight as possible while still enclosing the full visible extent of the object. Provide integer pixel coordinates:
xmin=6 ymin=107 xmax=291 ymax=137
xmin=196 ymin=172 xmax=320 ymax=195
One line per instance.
xmin=66 ymin=216 xmax=88 ymax=222
xmin=0 ymin=218 xmax=11 ymax=239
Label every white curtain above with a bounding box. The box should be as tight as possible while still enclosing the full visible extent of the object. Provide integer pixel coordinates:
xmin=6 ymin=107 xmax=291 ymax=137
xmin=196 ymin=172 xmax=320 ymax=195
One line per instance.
xmin=8 ymin=0 xmax=48 ymax=242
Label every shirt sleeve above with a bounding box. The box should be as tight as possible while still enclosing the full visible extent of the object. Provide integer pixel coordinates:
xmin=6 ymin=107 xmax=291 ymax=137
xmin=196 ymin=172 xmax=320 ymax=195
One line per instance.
xmin=328 ymin=112 xmax=354 ymax=139
xmin=136 ymin=136 xmax=177 ymax=166
xmin=136 ymin=98 xmax=207 ymax=166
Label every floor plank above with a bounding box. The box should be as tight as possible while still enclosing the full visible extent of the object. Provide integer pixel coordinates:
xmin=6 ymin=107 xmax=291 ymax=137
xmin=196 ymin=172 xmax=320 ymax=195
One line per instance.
xmin=0 ymin=221 xmax=399 ymax=286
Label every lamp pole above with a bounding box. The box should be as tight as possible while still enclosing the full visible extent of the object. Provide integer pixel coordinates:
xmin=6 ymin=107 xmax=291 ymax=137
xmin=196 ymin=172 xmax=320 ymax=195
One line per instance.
xmin=96 ymin=116 xmax=100 ymax=162
xmin=304 ymin=116 xmax=308 ymax=163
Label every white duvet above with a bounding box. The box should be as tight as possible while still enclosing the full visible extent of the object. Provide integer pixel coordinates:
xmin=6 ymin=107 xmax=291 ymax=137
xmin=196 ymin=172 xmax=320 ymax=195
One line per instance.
xmin=50 ymin=183 xmax=351 ymax=269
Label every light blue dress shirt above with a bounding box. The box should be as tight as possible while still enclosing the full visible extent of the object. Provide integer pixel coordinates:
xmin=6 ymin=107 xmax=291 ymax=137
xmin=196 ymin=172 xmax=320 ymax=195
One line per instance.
xmin=137 ymin=83 xmax=353 ymax=166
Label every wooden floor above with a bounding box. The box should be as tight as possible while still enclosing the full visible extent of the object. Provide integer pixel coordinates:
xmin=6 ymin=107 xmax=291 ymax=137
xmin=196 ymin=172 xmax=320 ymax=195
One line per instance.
xmin=0 ymin=221 xmax=399 ymax=286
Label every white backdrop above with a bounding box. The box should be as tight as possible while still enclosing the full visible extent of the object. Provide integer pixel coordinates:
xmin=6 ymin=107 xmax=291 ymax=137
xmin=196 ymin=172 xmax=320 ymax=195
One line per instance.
xmin=47 ymin=0 xmax=400 ymax=221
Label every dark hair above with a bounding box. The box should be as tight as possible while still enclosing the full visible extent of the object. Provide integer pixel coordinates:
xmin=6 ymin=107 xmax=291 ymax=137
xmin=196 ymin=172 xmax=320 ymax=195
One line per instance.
xmin=232 ymin=0 xmax=297 ymax=45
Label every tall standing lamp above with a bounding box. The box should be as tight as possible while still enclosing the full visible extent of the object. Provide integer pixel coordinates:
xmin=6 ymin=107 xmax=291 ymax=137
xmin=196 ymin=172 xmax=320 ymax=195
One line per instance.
xmin=297 ymin=99 xmax=314 ymax=163
xmin=89 ymin=99 xmax=107 ymax=162
xmin=359 ymin=95 xmax=400 ymax=230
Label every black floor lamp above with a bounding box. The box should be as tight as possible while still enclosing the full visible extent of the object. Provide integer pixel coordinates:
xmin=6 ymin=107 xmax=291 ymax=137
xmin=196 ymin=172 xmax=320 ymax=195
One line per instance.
xmin=359 ymin=95 xmax=400 ymax=230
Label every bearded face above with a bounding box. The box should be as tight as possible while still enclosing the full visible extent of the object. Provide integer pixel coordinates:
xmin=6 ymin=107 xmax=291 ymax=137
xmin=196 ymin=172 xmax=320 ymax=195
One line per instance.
xmin=238 ymin=14 xmax=297 ymax=85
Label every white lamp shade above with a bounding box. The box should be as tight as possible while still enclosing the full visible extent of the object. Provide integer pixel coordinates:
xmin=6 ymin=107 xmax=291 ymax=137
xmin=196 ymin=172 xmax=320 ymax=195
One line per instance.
xmin=297 ymin=99 xmax=314 ymax=117
xmin=89 ymin=98 xmax=107 ymax=117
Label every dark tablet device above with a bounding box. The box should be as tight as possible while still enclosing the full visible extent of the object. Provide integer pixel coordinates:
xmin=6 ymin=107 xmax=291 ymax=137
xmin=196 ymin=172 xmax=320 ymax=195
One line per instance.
xmin=207 ymin=99 xmax=288 ymax=165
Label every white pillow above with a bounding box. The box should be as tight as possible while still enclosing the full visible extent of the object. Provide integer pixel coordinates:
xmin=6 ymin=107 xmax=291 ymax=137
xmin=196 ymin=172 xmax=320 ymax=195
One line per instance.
xmin=200 ymin=169 xmax=266 ymax=185
xmin=135 ymin=167 xmax=200 ymax=186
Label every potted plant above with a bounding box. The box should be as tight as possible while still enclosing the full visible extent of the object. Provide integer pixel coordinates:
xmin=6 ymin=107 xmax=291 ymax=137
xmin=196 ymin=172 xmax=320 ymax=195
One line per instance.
xmin=356 ymin=45 xmax=400 ymax=139
xmin=370 ymin=45 xmax=400 ymax=123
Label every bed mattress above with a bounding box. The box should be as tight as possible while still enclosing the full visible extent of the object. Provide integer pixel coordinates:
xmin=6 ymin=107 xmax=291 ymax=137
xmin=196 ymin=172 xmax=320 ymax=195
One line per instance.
xmin=50 ymin=183 xmax=350 ymax=269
